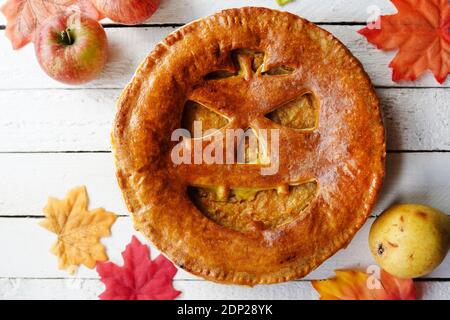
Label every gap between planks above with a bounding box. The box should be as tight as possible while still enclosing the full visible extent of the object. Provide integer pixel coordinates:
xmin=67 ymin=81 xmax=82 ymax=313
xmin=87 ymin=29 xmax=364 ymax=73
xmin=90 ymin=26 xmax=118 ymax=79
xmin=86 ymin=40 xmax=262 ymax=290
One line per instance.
xmin=0 ymin=277 xmax=449 ymax=282
xmin=0 ymin=22 xmax=368 ymax=30
xmin=1 ymin=151 xmax=448 ymax=154
xmin=0 ymin=86 xmax=448 ymax=91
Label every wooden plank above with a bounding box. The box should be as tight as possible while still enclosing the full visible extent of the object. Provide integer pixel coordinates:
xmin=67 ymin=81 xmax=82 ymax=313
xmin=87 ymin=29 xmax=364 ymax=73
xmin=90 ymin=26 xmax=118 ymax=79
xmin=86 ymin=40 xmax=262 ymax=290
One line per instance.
xmin=0 ymin=153 xmax=129 ymax=216
xmin=0 ymin=26 xmax=449 ymax=89
xmin=0 ymin=0 xmax=397 ymax=26
xmin=174 ymin=280 xmax=450 ymax=300
xmin=0 ymin=89 xmax=120 ymax=152
xmin=1 ymin=216 xmax=450 ymax=280
xmin=378 ymin=89 xmax=450 ymax=151
xmin=0 ymin=88 xmax=448 ymax=152
xmin=1 ymin=166 xmax=450 ymax=280
xmin=1 ymin=153 xmax=450 ymax=217
xmin=0 ymin=278 xmax=448 ymax=300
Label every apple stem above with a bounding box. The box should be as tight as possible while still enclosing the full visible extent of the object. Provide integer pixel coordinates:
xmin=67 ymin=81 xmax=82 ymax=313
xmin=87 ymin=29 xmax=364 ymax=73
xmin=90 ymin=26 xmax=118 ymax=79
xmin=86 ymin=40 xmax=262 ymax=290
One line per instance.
xmin=60 ymin=28 xmax=74 ymax=45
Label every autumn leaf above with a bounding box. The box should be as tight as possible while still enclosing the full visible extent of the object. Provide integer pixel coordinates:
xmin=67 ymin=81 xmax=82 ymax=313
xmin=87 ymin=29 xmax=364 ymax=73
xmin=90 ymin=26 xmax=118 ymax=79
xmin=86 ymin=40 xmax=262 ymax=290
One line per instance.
xmin=40 ymin=186 xmax=117 ymax=274
xmin=379 ymin=269 xmax=417 ymax=300
xmin=312 ymin=269 xmax=416 ymax=300
xmin=276 ymin=0 xmax=294 ymax=6
xmin=359 ymin=0 xmax=450 ymax=84
xmin=0 ymin=0 xmax=103 ymax=49
xmin=96 ymin=236 xmax=181 ymax=300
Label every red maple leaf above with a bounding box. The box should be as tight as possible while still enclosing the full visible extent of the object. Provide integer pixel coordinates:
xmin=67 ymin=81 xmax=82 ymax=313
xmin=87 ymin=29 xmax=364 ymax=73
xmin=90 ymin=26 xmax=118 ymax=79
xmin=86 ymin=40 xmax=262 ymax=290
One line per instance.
xmin=0 ymin=0 xmax=103 ymax=49
xmin=96 ymin=236 xmax=181 ymax=300
xmin=359 ymin=0 xmax=450 ymax=84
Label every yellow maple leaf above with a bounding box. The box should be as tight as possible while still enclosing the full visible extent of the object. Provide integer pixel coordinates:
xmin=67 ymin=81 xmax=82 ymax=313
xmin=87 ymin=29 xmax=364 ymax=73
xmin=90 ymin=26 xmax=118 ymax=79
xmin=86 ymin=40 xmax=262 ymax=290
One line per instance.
xmin=40 ymin=186 xmax=117 ymax=274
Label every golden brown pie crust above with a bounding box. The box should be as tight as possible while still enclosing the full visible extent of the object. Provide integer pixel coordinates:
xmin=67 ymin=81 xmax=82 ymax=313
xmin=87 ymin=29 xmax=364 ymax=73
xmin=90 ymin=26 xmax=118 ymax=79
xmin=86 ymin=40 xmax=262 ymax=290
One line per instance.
xmin=112 ymin=7 xmax=385 ymax=285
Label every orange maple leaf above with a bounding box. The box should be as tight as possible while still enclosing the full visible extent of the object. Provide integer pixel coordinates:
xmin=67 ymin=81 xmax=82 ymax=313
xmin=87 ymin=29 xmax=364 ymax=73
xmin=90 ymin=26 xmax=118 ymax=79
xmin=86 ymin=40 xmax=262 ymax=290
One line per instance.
xmin=0 ymin=0 xmax=102 ymax=49
xmin=40 ymin=186 xmax=117 ymax=274
xmin=312 ymin=269 xmax=416 ymax=300
xmin=359 ymin=0 xmax=450 ymax=84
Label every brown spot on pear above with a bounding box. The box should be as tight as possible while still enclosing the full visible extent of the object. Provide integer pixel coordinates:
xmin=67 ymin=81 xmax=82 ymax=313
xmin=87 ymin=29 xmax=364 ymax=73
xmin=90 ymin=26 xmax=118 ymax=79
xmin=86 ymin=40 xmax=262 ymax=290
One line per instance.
xmin=369 ymin=204 xmax=450 ymax=278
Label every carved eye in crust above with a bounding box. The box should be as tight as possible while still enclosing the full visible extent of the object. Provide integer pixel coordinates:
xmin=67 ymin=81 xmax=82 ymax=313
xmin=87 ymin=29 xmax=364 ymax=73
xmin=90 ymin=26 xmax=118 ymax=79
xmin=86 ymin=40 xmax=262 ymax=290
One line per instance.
xmin=266 ymin=92 xmax=319 ymax=130
xmin=181 ymin=100 xmax=229 ymax=136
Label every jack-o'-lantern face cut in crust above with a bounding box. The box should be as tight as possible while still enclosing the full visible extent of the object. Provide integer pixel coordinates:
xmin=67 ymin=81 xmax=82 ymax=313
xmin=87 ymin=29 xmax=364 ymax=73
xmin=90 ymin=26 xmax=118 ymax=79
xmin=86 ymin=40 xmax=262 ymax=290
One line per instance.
xmin=112 ymin=7 xmax=385 ymax=285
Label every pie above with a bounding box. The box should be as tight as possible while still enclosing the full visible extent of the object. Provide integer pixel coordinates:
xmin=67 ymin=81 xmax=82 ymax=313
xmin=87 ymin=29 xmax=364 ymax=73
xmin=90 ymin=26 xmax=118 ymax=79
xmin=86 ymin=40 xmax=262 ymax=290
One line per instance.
xmin=112 ymin=7 xmax=385 ymax=285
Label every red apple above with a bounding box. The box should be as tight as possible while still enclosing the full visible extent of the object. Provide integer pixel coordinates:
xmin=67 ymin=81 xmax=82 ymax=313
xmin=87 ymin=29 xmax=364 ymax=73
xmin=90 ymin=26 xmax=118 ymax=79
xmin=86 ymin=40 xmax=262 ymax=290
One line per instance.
xmin=34 ymin=13 xmax=108 ymax=85
xmin=93 ymin=0 xmax=160 ymax=25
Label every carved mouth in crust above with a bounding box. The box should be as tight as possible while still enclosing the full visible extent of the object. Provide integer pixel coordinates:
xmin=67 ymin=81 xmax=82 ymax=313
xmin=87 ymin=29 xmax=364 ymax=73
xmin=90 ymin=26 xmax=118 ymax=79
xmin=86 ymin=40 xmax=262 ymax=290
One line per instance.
xmin=188 ymin=182 xmax=318 ymax=233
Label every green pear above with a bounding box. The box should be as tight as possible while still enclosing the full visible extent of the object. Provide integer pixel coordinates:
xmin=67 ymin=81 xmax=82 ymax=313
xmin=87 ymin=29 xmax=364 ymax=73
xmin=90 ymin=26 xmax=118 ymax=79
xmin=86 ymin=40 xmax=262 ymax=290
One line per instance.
xmin=369 ymin=204 xmax=450 ymax=278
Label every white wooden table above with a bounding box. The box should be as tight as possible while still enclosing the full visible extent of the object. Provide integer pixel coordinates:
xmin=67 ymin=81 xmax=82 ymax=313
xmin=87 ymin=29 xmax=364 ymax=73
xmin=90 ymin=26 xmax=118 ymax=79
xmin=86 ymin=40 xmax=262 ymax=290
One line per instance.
xmin=0 ymin=0 xmax=449 ymax=300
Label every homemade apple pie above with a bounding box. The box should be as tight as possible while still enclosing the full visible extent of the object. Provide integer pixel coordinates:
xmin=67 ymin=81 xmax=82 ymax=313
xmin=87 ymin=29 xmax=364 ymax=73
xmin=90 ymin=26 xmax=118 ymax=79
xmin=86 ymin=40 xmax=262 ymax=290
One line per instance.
xmin=112 ymin=7 xmax=385 ymax=285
